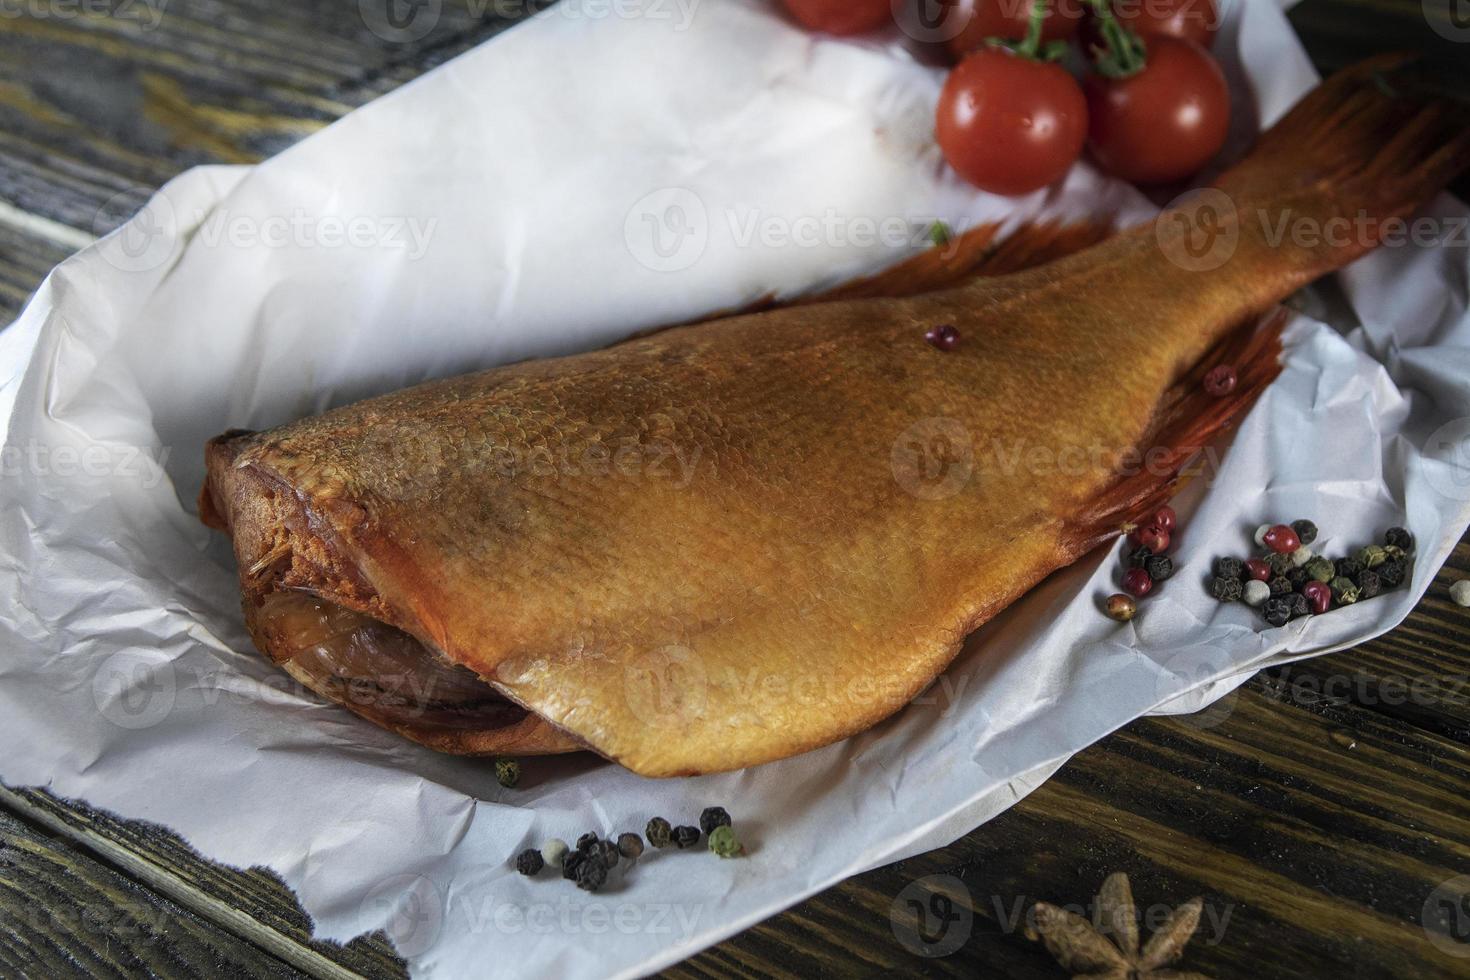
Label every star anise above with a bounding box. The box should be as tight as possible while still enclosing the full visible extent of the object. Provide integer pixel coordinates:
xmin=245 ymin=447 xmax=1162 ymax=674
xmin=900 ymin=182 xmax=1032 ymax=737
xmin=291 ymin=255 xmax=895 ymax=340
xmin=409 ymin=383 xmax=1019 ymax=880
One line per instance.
xmin=1031 ymin=872 xmax=1212 ymax=979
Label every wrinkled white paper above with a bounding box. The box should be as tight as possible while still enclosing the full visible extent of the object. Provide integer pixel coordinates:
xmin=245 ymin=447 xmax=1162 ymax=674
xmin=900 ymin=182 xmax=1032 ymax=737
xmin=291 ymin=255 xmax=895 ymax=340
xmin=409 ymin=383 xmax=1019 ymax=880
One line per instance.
xmin=2 ymin=1 xmax=1468 ymax=976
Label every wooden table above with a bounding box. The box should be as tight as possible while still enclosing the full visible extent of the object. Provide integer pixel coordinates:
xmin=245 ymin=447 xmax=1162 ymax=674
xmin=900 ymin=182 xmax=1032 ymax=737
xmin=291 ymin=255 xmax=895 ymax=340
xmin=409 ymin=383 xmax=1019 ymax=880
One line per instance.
xmin=2 ymin=2 xmax=1469 ymax=977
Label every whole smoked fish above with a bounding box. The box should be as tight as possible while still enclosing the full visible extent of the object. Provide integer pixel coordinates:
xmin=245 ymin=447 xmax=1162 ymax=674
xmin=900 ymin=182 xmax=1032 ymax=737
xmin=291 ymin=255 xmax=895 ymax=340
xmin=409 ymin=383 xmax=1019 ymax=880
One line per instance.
xmin=201 ymin=58 xmax=1470 ymax=776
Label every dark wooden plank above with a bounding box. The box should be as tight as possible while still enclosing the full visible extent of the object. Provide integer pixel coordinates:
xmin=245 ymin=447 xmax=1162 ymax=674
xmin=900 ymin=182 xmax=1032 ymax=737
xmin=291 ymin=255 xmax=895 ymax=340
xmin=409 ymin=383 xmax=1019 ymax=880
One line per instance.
xmin=0 ymin=805 xmax=309 ymax=979
xmin=0 ymin=220 xmax=79 ymax=322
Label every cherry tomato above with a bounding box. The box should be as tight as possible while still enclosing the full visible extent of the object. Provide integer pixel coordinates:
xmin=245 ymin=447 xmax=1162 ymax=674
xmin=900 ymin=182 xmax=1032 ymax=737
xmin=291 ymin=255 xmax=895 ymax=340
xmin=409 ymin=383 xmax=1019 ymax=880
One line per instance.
xmin=1083 ymin=36 xmax=1229 ymax=184
xmin=937 ymin=48 xmax=1087 ymax=195
xmin=1110 ymin=0 xmax=1218 ymax=47
xmin=779 ymin=0 xmax=891 ymax=35
xmin=944 ymin=0 xmax=1087 ymax=60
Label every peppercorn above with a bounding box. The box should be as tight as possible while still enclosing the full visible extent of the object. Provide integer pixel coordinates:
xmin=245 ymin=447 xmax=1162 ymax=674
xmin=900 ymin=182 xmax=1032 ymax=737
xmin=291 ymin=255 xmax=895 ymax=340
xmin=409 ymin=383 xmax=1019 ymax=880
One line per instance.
xmin=1264 ymin=552 xmax=1292 ymax=576
xmin=646 ymin=817 xmax=674 ymax=849
xmin=1244 ymin=558 xmax=1273 ymax=582
xmin=495 ymin=758 xmax=520 ymax=788
xmin=576 ymin=832 xmax=600 ymax=853
xmin=925 ymin=324 xmax=960 ymax=352
xmin=617 ymin=833 xmax=645 ymax=861
xmin=700 ymin=807 xmax=733 ymax=836
xmin=574 ymin=857 xmax=609 ymax=892
xmin=1210 ymin=576 xmax=1243 ymax=602
xmin=1291 ymin=519 xmax=1318 ymax=546
xmin=1302 ymin=580 xmax=1332 ymax=615
xmin=1357 ymin=570 xmax=1381 ymax=600
xmin=1204 ymin=364 xmax=1237 ymax=396
xmin=1286 ymin=566 xmax=1310 ymax=590
xmin=1144 ymin=554 xmax=1174 ymax=582
xmin=515 ymin=848 xmax=545 ymax=876
xmin=1214 ymin=556 xmax=1245 ymax=580
xmin=1306 ymin=556 xmax=1336 ymax=583
xmin=1383 ymin=544 xmax=1408 ymax=563
xmin=1263 ymin=525 xmax=1301 ymax=555
xmin=1291 ymin=545 xmax=1315 ymax=568
xmin=1153 ymin=506 xmax=1177 ymax=532
xmin=1127 ymin=545 xmax=1154 ymax=569
xmin=1263 ymin=596 xmax=1293 ymax=627
xmin=1123 ymin=568 xmax=1153 ymax=598
xmin=673 ymin=826 xmax=701 ymax=849
xmin=1384 ymin=527 xmax=1414 ymax=551
xmin=1378 ymin=560 xmax=1407 ymax=589
xmin=542 ymin=838 xmax=569 ymax=869
xmin=1268 ymin=575 xmax=1292 ymax=597
xmin=1105 ymin=594 xmax=1138 ymax=622
xmin=1253 ymin=524 xmax=1273 ymax=548
xmin=1331 ymin=576 xmax=1360 ymax=605
xmin=1289 ymin=592 xmax=1311 ymax=619
xmin=1243 ymin=580 xmax=1271 ymax=607
xmin=594 ymin=839 xmax=621 ymax=868
xmin=1335 ymin=557 xmax=1365 ymax=581
xmin=1451 ymin=580 xmax=1470 ymax=607
xmin=562 ymin=849 xmax=585 ymax=881
xmin=1356 ymin=544 xmax=1387 ymax=569
xmin=708 ymin=825 xmax=743 ymax=859
xmin=1129 ymin=524 xmax=1170 ymax=554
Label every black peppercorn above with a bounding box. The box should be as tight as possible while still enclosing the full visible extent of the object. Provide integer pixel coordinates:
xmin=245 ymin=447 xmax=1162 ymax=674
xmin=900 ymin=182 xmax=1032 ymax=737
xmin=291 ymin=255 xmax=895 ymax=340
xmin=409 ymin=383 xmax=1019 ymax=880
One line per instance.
xmin=574 ymin=858 xmax=609 ymax=892
xmin=1210 ymin=576 xmax=1243 ymax=602
xmin=1357 ymin=570 xmax=1381 ymax=599
xmin=673 ymin=825 xmax=701 ymax=849
xmin=1144 ymin=554 xmax=1175 ymax=582
xmin=1128 ymin=546 xmax=1154 ymax=569
xmin=1263 ymin=596 xmax=1293 ymax=627
xmin=1384 ymin=527 xmax=1414 ymax=551
xmin=1335 ymin=557 xmax=1364 ymax=581
xmin=595 ymin=839 xmax=621 ymax=868
xmin=1268 ymin=575 xmax=1292 ymax=597
xmin=1264 ymin=552 xmax=1292 ymax=576
xmin=1213 ymin=556 xmax=1245 ymax=581
xmin=562 ymin=849 xmax=585 ymax=881
xmin=515 ymin=848 xmax=544 ymax=876
xmin=1291 ymin=519 xmax=1318 ymax=546
xmin=646 ymin=817 xmax=673 ymax=849
xmin=1289 ymin=592 xmax=1311 ymax=619
xmin=576 ymin=832 xmax=600 ymax=853
xmin=1286 ymin=566 xmax=1310 ymax=590
xmin=1378 ymin=560 xmax=1406 ymax=589
xmin=699 ymin=807 xmax=732 ymax=836
xmin=617 ymin=833 xmax=644 ymax=860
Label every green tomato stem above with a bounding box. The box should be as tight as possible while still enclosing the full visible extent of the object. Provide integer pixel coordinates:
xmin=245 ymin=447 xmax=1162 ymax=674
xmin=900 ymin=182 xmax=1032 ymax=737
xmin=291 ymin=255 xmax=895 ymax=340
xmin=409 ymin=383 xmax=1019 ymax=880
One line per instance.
xmin=1083 ymin=0 xmax=1147 ymax=78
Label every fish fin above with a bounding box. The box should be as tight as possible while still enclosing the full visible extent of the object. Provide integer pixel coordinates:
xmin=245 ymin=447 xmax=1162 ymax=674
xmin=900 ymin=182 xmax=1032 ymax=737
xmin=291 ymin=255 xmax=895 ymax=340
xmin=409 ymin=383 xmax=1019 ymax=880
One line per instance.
xmin=1211 ymin=53 xmax=1470 ymax=274
xmin=1063 ymin=307 xmax=1290 ymax=556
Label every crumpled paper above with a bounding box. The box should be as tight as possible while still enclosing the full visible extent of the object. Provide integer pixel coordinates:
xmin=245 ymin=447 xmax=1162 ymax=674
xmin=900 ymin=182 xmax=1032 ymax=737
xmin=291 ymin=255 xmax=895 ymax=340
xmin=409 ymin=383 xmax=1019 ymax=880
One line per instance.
xmin=2 ymin=0 xmax=1468 ymax=976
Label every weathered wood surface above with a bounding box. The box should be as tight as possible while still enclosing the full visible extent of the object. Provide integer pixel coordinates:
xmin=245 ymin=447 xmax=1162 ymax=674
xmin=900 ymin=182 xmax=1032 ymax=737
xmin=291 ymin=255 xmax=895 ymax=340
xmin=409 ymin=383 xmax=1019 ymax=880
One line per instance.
xmin=2 ymin=1 xmax=1470 ymax=977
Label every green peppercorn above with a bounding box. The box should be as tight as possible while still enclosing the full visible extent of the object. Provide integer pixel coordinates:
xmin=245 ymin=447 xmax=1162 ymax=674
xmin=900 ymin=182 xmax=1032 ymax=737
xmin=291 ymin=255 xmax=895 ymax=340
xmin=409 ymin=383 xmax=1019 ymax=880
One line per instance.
xmin=1268 ymin=575 xmax=1293 ymax=597
xmin=495 ymin=758 xmax=520 ymax=788
xmin=1383 ymin=544 xmax=1408 ymax=563
xmin=1357 ymin=570 xmax=1382 ymax=600
xmin=1291 ymin=519 xmax=1318 ymax=546
xmin=1331 ymin=576 xmax=1361 ymax=605
xmin=1213 ymin=556 xmax=1245 ymax=581
xmin=673 ymin=825 xmax=701 ymax=849
xmin=1210 ymin=576 xmax=1243 ymax=602
xmin=617 ymin=833 xmax=645 ymax=860
xmin=699 ymin=807 xmax=732 ymax=836
xmin=515 ymin=848 xmax=544 ymax=876
xmin=1384 ymin=527 xmax=1414 ymax=551
xmin=1356 ymin=544 xmax=1387 ymax=569
xmin=707 ymin=825 xmax=744 ymax=859
xmin=1306 ymin=556 xmax=1336 ymax=583
xmin=1264 ymin=552 xmax=1291 ymax=576
xmin=646 ymin=817 xmax=674 ymax=849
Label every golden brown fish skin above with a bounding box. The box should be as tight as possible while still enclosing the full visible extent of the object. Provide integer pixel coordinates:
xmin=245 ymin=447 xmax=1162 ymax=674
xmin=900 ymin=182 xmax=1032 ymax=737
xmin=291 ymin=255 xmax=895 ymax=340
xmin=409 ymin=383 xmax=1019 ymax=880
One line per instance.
xmin=203 ymin=57 xmax=1470 ymax=776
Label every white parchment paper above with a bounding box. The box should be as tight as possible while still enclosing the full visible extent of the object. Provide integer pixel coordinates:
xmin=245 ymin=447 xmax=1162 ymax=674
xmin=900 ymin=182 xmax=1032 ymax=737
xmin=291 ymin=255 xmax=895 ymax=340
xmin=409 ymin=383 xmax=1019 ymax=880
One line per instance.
xmin=2 ymin=1 xmax=1468 ymax=976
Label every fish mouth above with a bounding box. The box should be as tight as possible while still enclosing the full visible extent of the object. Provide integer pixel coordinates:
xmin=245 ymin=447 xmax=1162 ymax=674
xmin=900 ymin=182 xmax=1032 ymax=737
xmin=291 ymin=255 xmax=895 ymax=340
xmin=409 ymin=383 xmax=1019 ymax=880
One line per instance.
xmin=203 ymin=431 xmax=580 ymax=757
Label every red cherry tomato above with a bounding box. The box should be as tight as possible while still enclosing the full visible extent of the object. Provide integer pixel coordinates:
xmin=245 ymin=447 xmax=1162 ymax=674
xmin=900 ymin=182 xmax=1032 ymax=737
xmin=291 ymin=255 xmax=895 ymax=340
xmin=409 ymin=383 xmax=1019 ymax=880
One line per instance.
xmin=1110 ymin=0 xmax=1218 ymax=47
xmin=1083 ymin=36 xmax=1229 ymax=184
xmin=936 ymin=48 xmax=1088 ymax=196
xmin=779 ymin=0 xmax=891 ymax=35
xmin=943 ymin=0 xmax=1087 ymax=59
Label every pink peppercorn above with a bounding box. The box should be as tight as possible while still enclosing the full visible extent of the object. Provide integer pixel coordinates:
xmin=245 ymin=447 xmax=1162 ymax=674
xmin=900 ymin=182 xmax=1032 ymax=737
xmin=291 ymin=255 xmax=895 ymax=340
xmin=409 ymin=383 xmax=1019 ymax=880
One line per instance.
xmin=925 ymin=325 xmax=960 ymax=351
xmin=1244 ymin=558 xmax=1273 ymax=582
xmin=1204 ymin=365 xmax=1237 ymax=396
xmin=1262 ymin=524 xmax=1301 ymax=554
xmin=1123 ymin=568 xmax=1154 ymax=598
xmin=1152 ymin=506 xmax=1177 ymax=533
xmin=1302 ymin=580 xmax=1332 ymax=615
